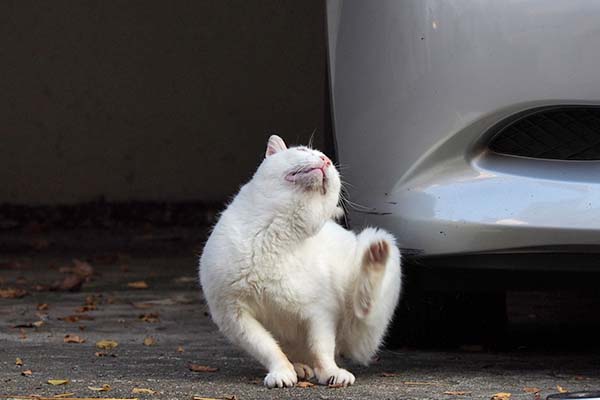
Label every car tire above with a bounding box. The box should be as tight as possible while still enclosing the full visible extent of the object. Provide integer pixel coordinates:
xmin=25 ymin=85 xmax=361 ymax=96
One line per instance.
xmin=387 ymin=264 xmax=508 ymax=348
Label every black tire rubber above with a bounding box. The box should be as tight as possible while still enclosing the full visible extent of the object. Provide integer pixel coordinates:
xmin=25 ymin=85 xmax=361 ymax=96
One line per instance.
xmin=387 ymin=264 xmax=508 ymax=349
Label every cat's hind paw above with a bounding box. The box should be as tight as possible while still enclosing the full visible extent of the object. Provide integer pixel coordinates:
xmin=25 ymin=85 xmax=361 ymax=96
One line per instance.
xmin=264 ymin=368 xmax=298 ymax=389
xmin=293 ymin=363 xmax=314 ymax=380
xmin=315 ymin=367 xmax=356 ymax=387
xmin=365 ymin=239 xmax=390 ymax=268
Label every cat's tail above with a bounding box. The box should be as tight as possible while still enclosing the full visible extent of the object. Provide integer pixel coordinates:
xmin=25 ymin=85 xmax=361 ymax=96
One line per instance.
xmin=346 ymin=228 xmax=402 ymax=364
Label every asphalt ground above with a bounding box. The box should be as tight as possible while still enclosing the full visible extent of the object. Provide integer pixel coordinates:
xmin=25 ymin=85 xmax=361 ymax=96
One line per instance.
xmin=1 ymin=228 xmax=600 ymax=400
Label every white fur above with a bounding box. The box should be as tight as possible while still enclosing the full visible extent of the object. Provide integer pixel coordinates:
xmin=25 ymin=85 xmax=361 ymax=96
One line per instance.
xmin=199 ymin=135 xmax=402 ymax=388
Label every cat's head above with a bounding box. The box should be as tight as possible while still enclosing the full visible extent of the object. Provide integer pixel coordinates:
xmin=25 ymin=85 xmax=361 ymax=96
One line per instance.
xmin=255 ymin=135 xmax=341 ymax=212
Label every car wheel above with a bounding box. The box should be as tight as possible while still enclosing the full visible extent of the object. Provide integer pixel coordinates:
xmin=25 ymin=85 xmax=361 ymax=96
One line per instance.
xmin=387 ymin=263 xmax=508 ymax=348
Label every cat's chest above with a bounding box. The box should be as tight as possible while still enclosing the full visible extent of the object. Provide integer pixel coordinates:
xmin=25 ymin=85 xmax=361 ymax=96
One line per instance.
xmin=245 ymin=253 xmax=318 ymax=304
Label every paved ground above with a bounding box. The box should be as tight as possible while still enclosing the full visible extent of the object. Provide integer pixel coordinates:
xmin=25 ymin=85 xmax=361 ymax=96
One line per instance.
xmin=1 ymin=228 xmax=600 ymax=400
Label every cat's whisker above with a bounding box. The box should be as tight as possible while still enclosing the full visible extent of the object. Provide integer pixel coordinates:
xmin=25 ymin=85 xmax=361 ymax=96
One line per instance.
xmin=338 ymin=194 xmax=374 ymax=212
xmin=308 ymin=128 xmax=317 ymax=149
xmin=345 ymin=202 xmax=373 ymax=212
xmin=340 ymin=179 xmax=355 ymax=188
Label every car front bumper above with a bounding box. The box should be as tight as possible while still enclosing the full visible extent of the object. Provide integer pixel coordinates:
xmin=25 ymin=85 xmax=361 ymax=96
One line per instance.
xmin=328 ymin=0 xmax=600 ymax=258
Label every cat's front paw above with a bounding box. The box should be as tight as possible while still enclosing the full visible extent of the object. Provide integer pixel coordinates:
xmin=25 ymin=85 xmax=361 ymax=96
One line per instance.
xmin=264 ymin=367 xmax=298 ymax=389
xmin=315 ymin=367 xmax=355 ymax=387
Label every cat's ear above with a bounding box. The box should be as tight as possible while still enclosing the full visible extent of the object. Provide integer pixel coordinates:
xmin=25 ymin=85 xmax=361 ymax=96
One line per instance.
xmin=265 ymin=135 xmax=287 ymax=157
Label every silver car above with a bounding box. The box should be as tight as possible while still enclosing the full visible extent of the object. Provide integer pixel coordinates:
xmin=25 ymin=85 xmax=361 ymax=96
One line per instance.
xmin=326 ymin=1 xmax=600 ymax=344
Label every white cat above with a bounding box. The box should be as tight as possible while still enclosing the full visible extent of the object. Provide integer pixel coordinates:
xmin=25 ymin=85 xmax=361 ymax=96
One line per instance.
xmin=199 ymin=135 xmax=402 ymax=388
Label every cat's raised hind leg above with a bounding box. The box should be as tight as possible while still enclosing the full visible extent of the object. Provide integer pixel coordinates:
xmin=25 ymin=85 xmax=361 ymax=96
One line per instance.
xmin=342 ymin=228 xmax=402 ymax=365
xmin=353 ymin=239 xmax=389 ymax=319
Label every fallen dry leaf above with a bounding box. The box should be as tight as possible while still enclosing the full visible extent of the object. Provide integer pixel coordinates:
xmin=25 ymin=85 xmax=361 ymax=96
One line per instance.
xmin=132 ymin=387 xmax=157 ymax=394
xmin=174 ymin=276 xmax=197 ymax=283
xmin=132 ymin=302 xmax=154 ymax=309
xmin=32 ymin=284 xmax=50 ymax=291
xmin=523 ymin=387 xmax=541 ymax=393
xmin=0 ymin=287 xmax=28 ymax=298
xmin=37 ymin=303 xmax=49 ymax=311
xmin=139 ymin=313 xmax=159 ymax=323
xmin=96 ymin=339 xmax=119 ymax=349
xmin=53 ymin=274 xmax=85 ymax=292
xmin=132 ymin=295 xmax=194 ymax=307
xmin=88 ymin=384 xmax=111 ymax=392
xmin=189 ymin=363 xmax=218 ymax=372
xmin=444 ymin=391 xmax=471 ymax=396
xmin=73 ymin=259 xmax=94 ymax=277
xmin=177 ymin=346 xmax=184 ymax=353
xmin=491 ymin=393 xmax=511 ymax=400
xmin=64 ymin=334 xmax=85 ymax=343
xmin=127 ymin=280 xmax=149 ymax=289
xmin=21 ymin=369 xmax=32 ymax=376
xmin=53 ymin=393 xmax=75 ymax=398
xmin=557 ymin=385 xmax=568 ymax=393
xmin=75 ymin=304 xmax=97 ymax=313
xmin=143 ymin=336 xmax=156 ymax=346
xmin=47 ymin=379 xmax=69 ymax=385
xmin=16 ymin=357 xmax=23 ymax=366
xmin=94 ymin=351 xmax=117 ymax=358
xmin=296 ymin=381 xmax=315 ymax=388
xmin=381 ymin=372 xmax=400 ymax=377
xmin=32 ymin=320 xmax=44 ymax=328
xmin=59 ymin=314 xmax=95 ymax=323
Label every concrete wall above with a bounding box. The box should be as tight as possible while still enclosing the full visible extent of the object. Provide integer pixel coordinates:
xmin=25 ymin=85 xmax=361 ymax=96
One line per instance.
xmin=0 ymin=1 xmax=326 ymax=204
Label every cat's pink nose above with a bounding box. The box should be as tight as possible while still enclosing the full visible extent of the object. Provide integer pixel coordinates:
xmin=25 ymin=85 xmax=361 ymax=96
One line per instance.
xmin=320 ymin=155 xmax=332 ymax=167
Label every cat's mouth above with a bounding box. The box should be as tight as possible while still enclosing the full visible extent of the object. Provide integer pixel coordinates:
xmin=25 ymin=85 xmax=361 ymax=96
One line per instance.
xmin=285 ymin=165 xmax=328 ymax=193
xmin=285 ymin=166 xmax=324 ymax=180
